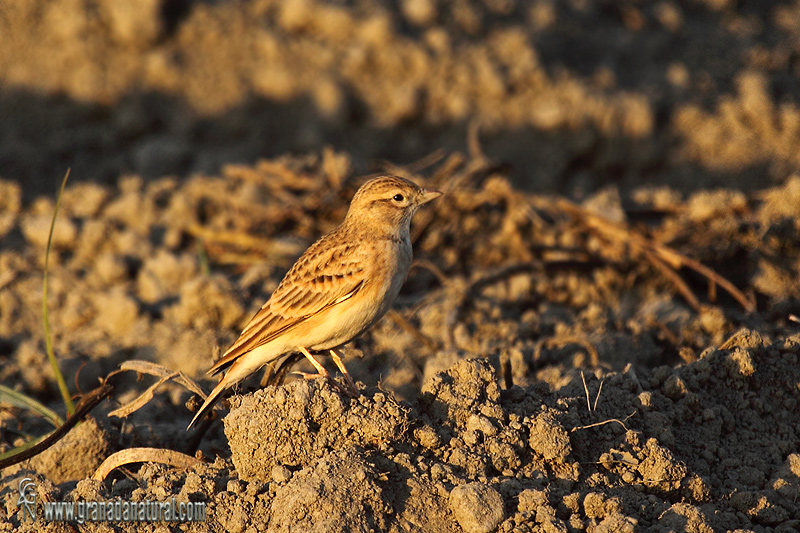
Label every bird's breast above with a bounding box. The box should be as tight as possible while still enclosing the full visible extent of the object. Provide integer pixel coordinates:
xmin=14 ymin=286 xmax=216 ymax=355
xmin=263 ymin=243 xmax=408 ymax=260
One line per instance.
xmin=306 ymin=238 xmax=411 ymax=350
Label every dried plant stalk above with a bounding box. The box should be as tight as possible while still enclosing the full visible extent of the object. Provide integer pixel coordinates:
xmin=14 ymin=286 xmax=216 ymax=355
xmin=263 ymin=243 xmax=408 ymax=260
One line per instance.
xmin=92 ymin=448 xmax=200 ymax=481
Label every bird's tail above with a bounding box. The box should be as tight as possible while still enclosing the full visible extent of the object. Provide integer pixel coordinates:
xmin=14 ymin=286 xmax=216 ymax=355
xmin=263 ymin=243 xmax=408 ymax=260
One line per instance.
xmin=187 ymin=373 xmax=233 ymax=430
xmin=187 ymin=344 xmax=278 ymax=429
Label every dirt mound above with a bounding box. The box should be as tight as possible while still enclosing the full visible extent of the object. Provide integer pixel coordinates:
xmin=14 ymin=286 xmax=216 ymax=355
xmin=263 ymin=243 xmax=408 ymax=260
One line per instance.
xmin=225 ymin=380 xmax=410 ymax=480
xmin=6 ymin=344 xmax=798 ymax=531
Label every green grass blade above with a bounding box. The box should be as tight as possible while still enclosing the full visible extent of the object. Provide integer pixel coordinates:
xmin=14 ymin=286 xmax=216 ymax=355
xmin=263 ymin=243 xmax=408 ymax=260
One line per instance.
xmin=0 ymin=432 xmax=51 ymax=462
xmin=196 ymin=238 xmax=211 ymax=276
xmin=43 ymin=169 xmax=76 ymax=416
xmin=0 ymin=384 xmax=64 ymax=427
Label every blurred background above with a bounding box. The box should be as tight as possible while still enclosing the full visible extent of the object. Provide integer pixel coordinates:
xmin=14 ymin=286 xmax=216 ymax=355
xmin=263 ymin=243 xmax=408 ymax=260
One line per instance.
xmin=2 ymin=0 xmax=799 ymax=202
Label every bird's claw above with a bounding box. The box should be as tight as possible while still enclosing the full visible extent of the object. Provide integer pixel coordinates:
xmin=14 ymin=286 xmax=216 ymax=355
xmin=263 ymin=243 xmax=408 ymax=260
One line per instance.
xmin=291 ymin=371 xmax=357 ymax=397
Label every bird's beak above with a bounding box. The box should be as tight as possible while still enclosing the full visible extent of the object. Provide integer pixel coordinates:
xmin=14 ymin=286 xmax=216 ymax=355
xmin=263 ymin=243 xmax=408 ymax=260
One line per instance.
xmin=418 ymin=189 xmax=443 ymax=205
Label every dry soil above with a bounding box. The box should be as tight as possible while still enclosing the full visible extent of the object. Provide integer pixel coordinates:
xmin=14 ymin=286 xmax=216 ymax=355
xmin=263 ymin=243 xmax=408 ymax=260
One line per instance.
xmin=1 ymin=1 xmax=800 ymax=532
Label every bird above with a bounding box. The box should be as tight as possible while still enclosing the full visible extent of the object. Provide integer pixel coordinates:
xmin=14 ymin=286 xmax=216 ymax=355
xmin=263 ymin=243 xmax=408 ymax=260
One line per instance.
xmin=187 ymin=176 xmax=441 ymax=429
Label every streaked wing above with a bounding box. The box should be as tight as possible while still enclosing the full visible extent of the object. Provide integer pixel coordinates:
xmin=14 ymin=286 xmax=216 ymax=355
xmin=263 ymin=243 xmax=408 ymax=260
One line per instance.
xmin=208 ymin=235 xmax=367 ymax=374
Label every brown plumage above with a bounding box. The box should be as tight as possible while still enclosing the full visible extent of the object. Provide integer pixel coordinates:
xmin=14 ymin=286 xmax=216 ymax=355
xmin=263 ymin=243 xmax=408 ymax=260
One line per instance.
xmin=188 ymin=176 xmax=441 ymax=429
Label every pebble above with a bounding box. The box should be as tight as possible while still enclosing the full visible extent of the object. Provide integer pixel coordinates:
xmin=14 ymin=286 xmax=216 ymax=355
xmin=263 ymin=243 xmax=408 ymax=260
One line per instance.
xmin=271 ymin=465 xmax=292 ymax=484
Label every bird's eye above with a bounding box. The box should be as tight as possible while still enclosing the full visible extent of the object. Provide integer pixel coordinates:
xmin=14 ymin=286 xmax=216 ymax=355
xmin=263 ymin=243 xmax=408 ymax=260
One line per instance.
xmin=392 ymin=194 xmax=405 ymax=202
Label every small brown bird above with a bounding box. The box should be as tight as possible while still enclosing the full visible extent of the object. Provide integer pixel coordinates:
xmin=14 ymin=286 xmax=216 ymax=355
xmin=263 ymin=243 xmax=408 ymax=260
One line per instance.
xmin=188 ymin=176 xmax=441 ymax=429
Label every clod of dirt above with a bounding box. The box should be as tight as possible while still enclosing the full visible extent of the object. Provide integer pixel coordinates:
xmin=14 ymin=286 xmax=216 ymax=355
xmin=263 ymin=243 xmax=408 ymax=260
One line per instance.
xmin=448 ymin=482 xmax=505 ymax=533
xmin=770 ymin=454 xmax=800 ymax=502
xmin=224 ymin=379 xmax=409 ymax=481
xmin=637 ymin=438 xmax=688 ymax=492
xmin=61 ymin=182 xmax=110 ymax=219
xmin=686 ymin=189 xmax=747 ymax=222
xmin=2 ymin=417 xmax=110 ymax=484
xmin=418 ymin=359 xmax=530 ymax=478
xmin=136 ymin=249 xmax=199 ymax=303
xmin=656 ymin=503 xmax=714 ymax=533
xmin=164 ymin=274 xmax=244 ymax=330
xmin=92 ymin=287 xmax=140 ymax=337
xmin=527 ymin=410 xmax=571 ymax=462
xmin=268 ymin=449 xmax=391 ymax=533
xmin=419 ymin=358 xmax=504 ymax=433
xmin=0 ymin=180 xmax=21 ymax=238
xmin=20 ymin=213 xmax=77 ymax=249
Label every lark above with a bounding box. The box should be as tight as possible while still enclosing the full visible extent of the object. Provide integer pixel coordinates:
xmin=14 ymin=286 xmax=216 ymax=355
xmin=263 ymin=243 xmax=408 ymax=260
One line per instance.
xmin=188 ymin=176 xmax=441 ymax=429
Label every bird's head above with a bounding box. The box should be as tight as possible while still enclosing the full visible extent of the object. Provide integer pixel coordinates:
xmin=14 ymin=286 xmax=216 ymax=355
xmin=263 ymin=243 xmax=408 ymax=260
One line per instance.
xmin=345 ymin=176 xmax=442 ymax=235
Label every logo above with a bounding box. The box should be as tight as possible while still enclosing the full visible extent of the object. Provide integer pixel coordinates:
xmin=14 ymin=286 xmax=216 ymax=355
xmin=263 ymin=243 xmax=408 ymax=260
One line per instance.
xmin=17 ymin=477 xmax=37 ymax=520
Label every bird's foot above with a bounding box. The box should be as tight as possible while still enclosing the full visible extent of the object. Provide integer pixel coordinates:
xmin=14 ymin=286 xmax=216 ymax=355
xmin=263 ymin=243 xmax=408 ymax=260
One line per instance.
xmin=292 ymin=370 xmax=328 ymax=380
xmin=329 ymin=349 xmax=359 ymax=397
xmin=291 ymin=370 xmax=354 ymax=397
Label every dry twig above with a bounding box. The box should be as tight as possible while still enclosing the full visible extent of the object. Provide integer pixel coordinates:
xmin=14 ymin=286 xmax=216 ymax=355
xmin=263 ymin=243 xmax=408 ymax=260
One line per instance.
xmin=0 ymin=382 xmax=114 ymax=470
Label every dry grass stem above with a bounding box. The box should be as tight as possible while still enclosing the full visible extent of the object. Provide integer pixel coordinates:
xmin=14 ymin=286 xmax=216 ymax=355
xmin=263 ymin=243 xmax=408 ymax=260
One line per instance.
xmin=107 ymin=361 xmax=209 ymax=419
xmin=92 ymin=448 xmax=200 ymax=481
xmin=108 ymin=372 xmax=179 ymax=418
xmin=548 ymin=198 xmax=755 ymax=313
xmin=580 ymin=371 xmax=605 ymax=412
xmin=571 ymin=411 xmax=637 ymax=433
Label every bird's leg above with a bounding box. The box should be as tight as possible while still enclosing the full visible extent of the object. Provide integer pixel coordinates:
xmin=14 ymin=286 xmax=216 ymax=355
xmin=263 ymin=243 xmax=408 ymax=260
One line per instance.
xmin=292 ymin=347 xmax=356 ymax=397
xmin=330 ymin=349 xmax=358 ymax=396
xmin=295 ymin=346 xmax=330 ymax=379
